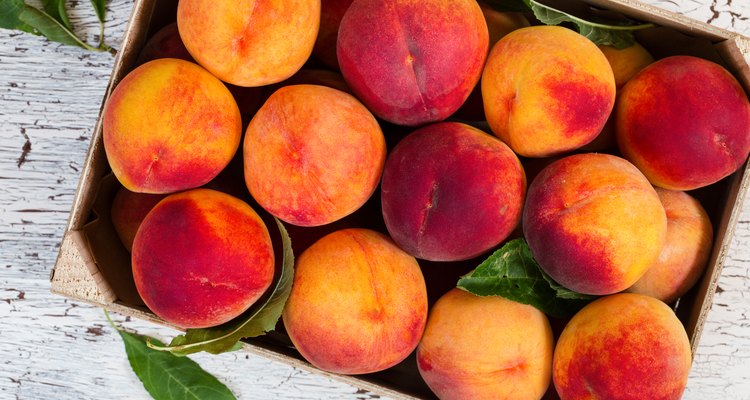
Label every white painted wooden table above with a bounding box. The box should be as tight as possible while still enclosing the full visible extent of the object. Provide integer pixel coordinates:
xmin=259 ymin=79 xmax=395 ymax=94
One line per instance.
xmin=1 ymin=1 xmax=749 ymax=399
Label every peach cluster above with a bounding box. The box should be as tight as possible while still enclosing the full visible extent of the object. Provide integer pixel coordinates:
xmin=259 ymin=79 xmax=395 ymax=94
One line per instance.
xmin=99 ymin=0 xmax=750 ymax=399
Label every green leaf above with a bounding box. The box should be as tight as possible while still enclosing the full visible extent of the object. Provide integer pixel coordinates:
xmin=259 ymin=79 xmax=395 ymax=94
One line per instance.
xmin=40 ymin=0 xmax=72 ymax=30
xmin=89 ymin=0 xmax=106 ymax=23
xmin=457 ymin=238 xmax=595 ymax=318
xmin=148 ymin=218 xmax=295 ymax=356
xmin=0 ymin=0 xmax=36 ymax=34
xmin=528 ymin=1 xmax=654 ymax=48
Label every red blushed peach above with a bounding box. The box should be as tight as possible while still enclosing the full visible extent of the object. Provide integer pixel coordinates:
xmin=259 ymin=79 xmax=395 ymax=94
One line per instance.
xmin=111 ymin=186 xmax=167 ymax=252
xmin=282 ymin=229 xmax=427 ymax=374
xmin=313 ymin=0 xmax=354 ymax=68
xmin=616 ymin=55 xmax=750 ymax=190
xmin=132 ymin=189 xmax=274 ymax=329
xmin=417 ymin=288 xmax=554 ymax=400
xmin=523 ymin=153 xmax=667 ymax=295
xmin=337 ymin=0 xmax=488 ymax=126
xmin=103 ymin=58 xmax=242 ymax=194
xmin=628 ymin=188 xmax=713 ymax=303
xmin=381 ymin=122 xmax=525 ymax=261
xmin=553 ymin=293 xmax=692 ymax=400
xmin=483 ymin=26 xmax=616 ymax=157
xmin=136 ymin=23 xmax=194 ymax=64
xmin=244 ymin=85 xmax=385 ymax=226
xmin=177 ymin=0 xmax=320 ymax=87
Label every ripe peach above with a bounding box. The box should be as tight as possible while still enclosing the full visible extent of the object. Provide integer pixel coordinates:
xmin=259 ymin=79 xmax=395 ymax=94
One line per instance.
xmin=136 ymin=23 xmax=194 ymax=64
xmin=523 ymin=153 xmax=667 ymax=295
xmin=244 ymin=85 xmax=385 ymax=226
xmin=417 ymin=288 xmax=553 ymax=400
xmin=132 ymin=189 xmax=274 ymax=329
xmin=616 ymin=55 xmax=750 ymax=190
xmin=553 ymin=293 xmax=692 ymax=400
xmin=177 ymin=0 xmax=320 ymax=87
xmin=337 ymin=0 xmax=488 ymax=126
xmin=479 ymin=2 xmax=529 ymax=46
xmin=628 ymin=188 xmax=713 ymax=303
xmin=313 ymin=0 xmax=354 ymax=68
xmin=381 ymin=122 xmax=525 ymax=261
xmin=282 ymin=229 xmax=427 ymax=374
xmin=110 ymin=186 xmax=166 ymax=251
xmin=103 ymin=58 xmax=242 ymax=194
xmin=483 ymin=26 xmax=616 ymax=157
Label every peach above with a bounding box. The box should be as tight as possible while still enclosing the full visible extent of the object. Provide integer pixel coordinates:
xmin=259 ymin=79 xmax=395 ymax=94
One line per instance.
xmin=628 ymin=188 xmax=713 ymax=303
xmin=132 ymin=189 xmax=274 ymax=329
xmin=582 ymin=42 xmax=654 ymax=151
xmin=616 ymin=55 xmax=750 ymax=190
xmin=177 ymin=0 xmax=320 ymax=87
xmin=282 ymin=229 xmax=427 ymax=374
xmin=417 ymin=288 xmax=553 ymax=400
xmin=313 ymin=0 xmax=354 ymax=68
xmin=244 ymin=85 xmax=385 ymax=226
xmin=482 ymin=26 xmax=616 ymax=157
xmin=110 ymin=186 xmax=166 ymax=251
xmin=136 ymin=23 xmax=194 ymax=64
xmin=103 ymin=58 xmax=241 ymax=194
xmin=337 ymin=0 xmax=488 ymax=126
xmin=553 ymin=293 xmax=692 ymax=400
xmin=381 ymin=122 xmax=525 ymax=261
xmin=523 ymin=153 xmax=667 ymax=295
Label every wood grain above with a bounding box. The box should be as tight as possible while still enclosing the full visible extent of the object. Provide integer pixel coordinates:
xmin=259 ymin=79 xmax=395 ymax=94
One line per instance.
xmin=0 ymin=1 xmax=748 ymax=399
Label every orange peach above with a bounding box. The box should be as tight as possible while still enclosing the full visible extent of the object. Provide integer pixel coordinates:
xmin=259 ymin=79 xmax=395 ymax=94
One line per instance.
xmin=282 ymin=229 xmax=427 ymax=374
xmin=337 ymin=0 xmax=488 ymax=126
xmin=110 ymin=186 xmax=166 ymax=251
xmin=313 ymin=0 xmax=354 ymax=68
xmin=132 ymin=189 xmax=274 ymax=329
xmin=417 ymin=288 xmax=553 ymax=400
xmin=628 ymin=188 xmax=713 ymax=303
xmin=482 ymin=26 xmax=616 ymax=157
xmin=244 ymin=85 xmax=385 ymax=226
xmin=103 ymin=58 xmax=242 ymax=194
xmin=177 ymin=0 xmax=320 ymax=87
xmin=553 ymin=293 xmax=692 ymax=400
xmin=616 ymin=55 xmax=750 ymax=190
xmin=523 ymin=153 xmax=667 ymax=295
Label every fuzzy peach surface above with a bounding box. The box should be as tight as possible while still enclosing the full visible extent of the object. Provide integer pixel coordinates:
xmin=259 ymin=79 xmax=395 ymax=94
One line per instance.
xmin=616 ymin=55 xmax=750 ymax=190
xmin=523 ymin=153 xmax=667 ymax=295
xmin=598 ymin=42 xmax=654 ymax=88
xmin=337 ymin=0 xmax=488 ymax=126
xmin=482 ymin=26 xmax=615 ymax=157
xmin=103 ymin=58 xmax=241 ymax=194
xmin=110 ymin=186 xmax=166 ymax=252
xmin=244 ymin=84 xmax=385 ymax=227
xmin=628 ymin=188 xmax=713 ymax=303
xmin=132 ymin=189 xmax=275 ymax=329
xmin=282 ymin=229 xmax=427 ymax=375
xmin=417 ymin=288 xmax=553 ymax=400
xmin=177 ymin=0 xmax=320 ymax=87
xmin=553 ymin=293 xmax=692 ymax=400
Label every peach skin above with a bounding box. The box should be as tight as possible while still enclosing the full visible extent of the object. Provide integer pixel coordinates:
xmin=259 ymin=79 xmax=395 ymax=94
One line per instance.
xmin=282 ymin=229 xmax=427 ymax=374
xmin=103 ymin=58 xmax=242 ymax=194
xmin=110 ymin=186 xmax=166 ymax=252
xmin=244 ymin=85 xmax=385 ymax=227
xmin=177 ymin=0 xmax=320 ymax=87
xmin=418 ymin=288 xmax=553 ymax=400
xmin=482 ymin=26 xmax=616 ymax=157
xmin=132 ymin=189 xmax=275 ymax=329
xmin=616 ymin=55 xmax=750 ymax=190
xmin=628 ymin=188 xmax=713 ymax=303
xmin=553 ymin=293 xmax=692 ymax=400
xmin=523 ymin=153 xmax=667 ymax=295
